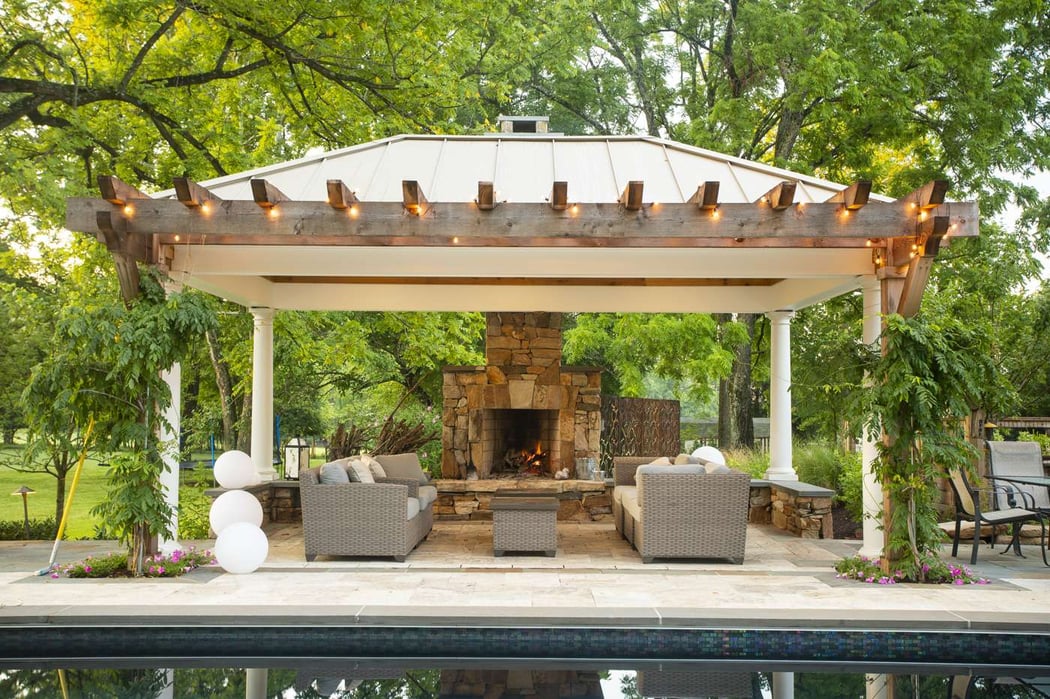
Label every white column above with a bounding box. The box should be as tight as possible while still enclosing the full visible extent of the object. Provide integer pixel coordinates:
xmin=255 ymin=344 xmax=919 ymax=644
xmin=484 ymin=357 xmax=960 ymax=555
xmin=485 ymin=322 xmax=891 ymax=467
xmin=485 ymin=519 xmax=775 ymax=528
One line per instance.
xmin=157 ymin=669 xmax=174 ymax=698
xmin=865 ymin=673 xmax=893 ymax=699
xmin=860 ymin=276 xmax=883 ymax=557
xmin=245 ymin=668 xmax=268 ymax=699
xmin=251 ymin=307 xmax=277 ymax=482
xmin=158 ymin=276 xmax=183 ymax=555
xmin=158 ymin=363 xmax=182 ymax=554
xmin=772 ymin=672 xmax=795 ymax=699
xmin=766 ymin=310 xmax=797 ymax=480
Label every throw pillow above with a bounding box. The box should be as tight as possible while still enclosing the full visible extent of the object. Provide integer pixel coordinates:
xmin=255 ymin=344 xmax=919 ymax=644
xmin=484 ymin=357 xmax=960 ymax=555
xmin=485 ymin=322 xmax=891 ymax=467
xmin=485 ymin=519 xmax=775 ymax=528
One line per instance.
xmin=704 ymin=463 xmax=731 ymax=475
xmin=360 ymin=453 xmax=387 ymax=479
xmin=319 ymin=461 xmax=350 ymax=484
xmin=348 ymin=459 xmax=375 ymax=484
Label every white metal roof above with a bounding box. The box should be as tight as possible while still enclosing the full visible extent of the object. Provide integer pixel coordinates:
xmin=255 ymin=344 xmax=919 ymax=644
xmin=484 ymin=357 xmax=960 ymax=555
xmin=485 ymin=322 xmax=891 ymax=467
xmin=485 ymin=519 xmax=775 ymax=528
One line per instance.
xmin=151 ymin=133 xmax=895 ymax=313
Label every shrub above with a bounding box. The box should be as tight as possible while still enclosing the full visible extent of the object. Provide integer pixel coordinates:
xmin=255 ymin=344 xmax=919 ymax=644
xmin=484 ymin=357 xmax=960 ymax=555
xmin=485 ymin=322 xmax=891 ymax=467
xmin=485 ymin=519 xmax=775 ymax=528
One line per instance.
xmin=722 ymin=448 xmax=769 ymax=478
xmin=0 ymin=517 xmax=58 ymax=541
xmin=60 ymin=547 xmax=216 ymax=579
xmin=793 ymin=443 xmax=845 ymax=490
xmin=1017 ymin=432 xmax=1050 ymax=455
xmin=837 ymin=455 xmax=864 ymax=522
xmin=178 ymin=486 xmax=213 ymax=540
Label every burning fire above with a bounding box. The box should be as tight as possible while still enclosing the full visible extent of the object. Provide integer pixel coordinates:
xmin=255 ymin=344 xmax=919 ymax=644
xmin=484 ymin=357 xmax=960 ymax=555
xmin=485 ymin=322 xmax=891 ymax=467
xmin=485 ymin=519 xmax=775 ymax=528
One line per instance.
xmin=506 ymin=441 xmax=547 ymax=475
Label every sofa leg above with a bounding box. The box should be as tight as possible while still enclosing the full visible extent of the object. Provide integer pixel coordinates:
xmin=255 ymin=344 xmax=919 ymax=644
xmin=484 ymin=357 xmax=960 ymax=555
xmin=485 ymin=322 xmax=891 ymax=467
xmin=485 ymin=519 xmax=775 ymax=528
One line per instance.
xmin=641 ymin=556 xmax=654 ymax=564
xmin=545 ymin=550 xmax=556 ymax=557
xmin=731 ymin=557 xmax=744 ymax=565
xmin=305 ymin=554 xmax=317 ymax=562
xmin=394 ymin=555 xmax=406 ymax=562
xmin=494 ymin=550 xmax=504 ymax=557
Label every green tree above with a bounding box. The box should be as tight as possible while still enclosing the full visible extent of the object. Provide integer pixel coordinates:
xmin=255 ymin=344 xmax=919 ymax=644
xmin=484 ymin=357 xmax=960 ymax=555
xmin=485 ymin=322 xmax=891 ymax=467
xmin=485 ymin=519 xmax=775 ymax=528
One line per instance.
xmin=563 ymin=313 xmax=745 ymax=405
xmin=858 ymin=313 xmax=1000 ymax=578
xmin=23 ymin=267 xmax=214 ymax=570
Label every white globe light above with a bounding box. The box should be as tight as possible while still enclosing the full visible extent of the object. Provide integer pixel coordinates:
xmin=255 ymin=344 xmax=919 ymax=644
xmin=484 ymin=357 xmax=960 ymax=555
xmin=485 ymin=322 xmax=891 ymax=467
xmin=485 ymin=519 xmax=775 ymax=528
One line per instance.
xmin=691 ymin=445 xmax=727 ymax=465
xmin=209 ymin=489 xmax=263 ymax=535
xmin=214 ymin=450 xmax=256 ymax=489
xmin=214 ymin=522 xmax=269 ymax=574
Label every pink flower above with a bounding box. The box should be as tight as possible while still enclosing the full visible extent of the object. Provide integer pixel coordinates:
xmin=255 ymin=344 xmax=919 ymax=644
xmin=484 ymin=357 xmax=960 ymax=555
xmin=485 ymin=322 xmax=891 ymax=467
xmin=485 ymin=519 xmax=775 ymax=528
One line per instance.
xmin=157 ymin=567 xmax=165 ymax=575
xmin=83 ymin=566 xmax=92 ymax=573
xmin=50 ymin=573 xmax=58 ymax=579
xmin=953 ymin=579 xmax=964 ymax=585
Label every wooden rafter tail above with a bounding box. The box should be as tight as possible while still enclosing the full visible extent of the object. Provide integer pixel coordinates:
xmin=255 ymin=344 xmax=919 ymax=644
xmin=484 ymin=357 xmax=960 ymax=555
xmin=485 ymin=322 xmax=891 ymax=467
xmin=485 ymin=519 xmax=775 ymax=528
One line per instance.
xmin=476 ymin=181 xmax=496 ymax=211
xmin=549 ymin=181 xmax=568 ymax=211
xmin=250 ymin=178 xmax=289 ymax=208
xmin=402 ymin=180 xmax=429 ymax=216
xmin=900 ymin=179 xmax=949 ymax=211
xmin=688 ymin=181 xmax=720 ymax=211
xmin=173 ymin=177 xmax=222 ymax=209
xmin=619 ymin=180 xmax=644 ymax=211
xmin=760 ymin=181 xmax=797 ymax=210
xmin=97 ymin=175 xmax=149 ymax=206
xmin=826 ymin=180 xmax=871 ymax=211
xmin=326 ymin=179 xmax=358 ymax=210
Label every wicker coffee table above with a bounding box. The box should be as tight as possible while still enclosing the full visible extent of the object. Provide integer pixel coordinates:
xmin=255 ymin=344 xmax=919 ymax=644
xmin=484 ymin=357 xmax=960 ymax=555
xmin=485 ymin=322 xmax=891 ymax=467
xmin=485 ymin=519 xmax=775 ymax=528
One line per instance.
xmin=490 ymin=489 xmax=559 ymax=557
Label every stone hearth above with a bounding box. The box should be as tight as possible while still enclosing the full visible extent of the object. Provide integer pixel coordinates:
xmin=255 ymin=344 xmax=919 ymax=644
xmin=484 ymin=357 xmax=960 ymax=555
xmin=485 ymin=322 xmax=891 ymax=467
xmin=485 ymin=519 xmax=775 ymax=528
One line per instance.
xmin=441 ymin=312 xmax=601 ymax=479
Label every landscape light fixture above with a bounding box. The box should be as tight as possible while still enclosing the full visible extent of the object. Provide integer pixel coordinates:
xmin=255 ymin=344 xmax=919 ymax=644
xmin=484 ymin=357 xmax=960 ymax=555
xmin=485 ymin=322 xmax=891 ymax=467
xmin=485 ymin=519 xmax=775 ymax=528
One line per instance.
xmin=12 ymin=485 xmax=34 ymax=540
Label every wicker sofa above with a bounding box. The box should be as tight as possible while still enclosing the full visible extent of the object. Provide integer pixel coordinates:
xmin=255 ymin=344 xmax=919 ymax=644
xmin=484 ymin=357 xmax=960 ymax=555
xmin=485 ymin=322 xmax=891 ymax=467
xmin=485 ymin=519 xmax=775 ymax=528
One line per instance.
xmin=612 ymin=455 xmax=750 ymax=563
xmin=300 ymin=454 xmax=434 ymax=561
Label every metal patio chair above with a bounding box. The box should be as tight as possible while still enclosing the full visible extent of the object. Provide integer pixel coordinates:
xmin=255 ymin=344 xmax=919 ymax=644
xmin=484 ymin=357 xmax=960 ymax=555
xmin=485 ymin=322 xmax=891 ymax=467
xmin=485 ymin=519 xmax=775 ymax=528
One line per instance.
xmin=946 ymin=467 xmax=1047 ymax=566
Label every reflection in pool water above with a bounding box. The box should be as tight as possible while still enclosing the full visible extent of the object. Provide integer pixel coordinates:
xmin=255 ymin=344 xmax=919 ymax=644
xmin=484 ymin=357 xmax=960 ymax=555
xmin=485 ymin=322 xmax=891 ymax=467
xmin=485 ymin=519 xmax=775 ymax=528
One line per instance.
xmin=1 ymin=665 xmax=1048 ymax=698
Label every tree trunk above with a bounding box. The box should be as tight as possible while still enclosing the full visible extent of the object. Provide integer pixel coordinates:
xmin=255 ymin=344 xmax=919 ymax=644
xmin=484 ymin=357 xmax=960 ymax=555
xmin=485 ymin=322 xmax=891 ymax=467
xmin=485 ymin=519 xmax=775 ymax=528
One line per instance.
xmin=54 ymin=474 xmax=66 ymax=525
xmin=715 ymin=313 xmax=734 ymax=448
xmin=731 ymin=313 xmax=757 ymax=448
xmin=718 ymin=377 xmax=733 ymax=448
xmin=204 ymin=327 xmax=236 ymax=449
xmin=236 ymin=389 xmax=252 ymax=452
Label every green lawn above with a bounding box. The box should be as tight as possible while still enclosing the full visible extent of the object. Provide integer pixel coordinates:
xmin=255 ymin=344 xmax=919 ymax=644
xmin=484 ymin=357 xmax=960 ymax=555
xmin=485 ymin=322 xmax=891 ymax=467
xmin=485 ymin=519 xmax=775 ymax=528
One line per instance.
xmin=0 ymin=444 xmax=326 ymax=540
xmin=0 ymin=447 xmax=220 ymax=540
xmin=0 ymin=449 xmax=111 ymax=539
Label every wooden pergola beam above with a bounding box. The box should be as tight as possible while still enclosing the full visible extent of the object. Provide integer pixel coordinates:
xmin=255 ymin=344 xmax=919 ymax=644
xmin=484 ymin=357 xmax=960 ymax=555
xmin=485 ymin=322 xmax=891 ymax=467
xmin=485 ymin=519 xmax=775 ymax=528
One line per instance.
xmin=476 ymin=181 xmax=496 ymax=211
xmin=826 ymin=180 xmax=871 ymax=210
xmin=66 ymin=197 xmax=980 ymax=247
xmin=896 ymin=216 xmax=950 ymax=318
xmin=899 ymin=179 xmax=948 ymax=211
xmin=549 ymin=181 xmax=568 ymax=211
xmin=173 ymin=177 xmax=222 ymax=209
xmin=250 ymin=178 xmax=289 ymax=208
xmin=688 ymin=181 xmax=720 ymax=211
xmin=98 ymin=175 xmax=149 ymax=206
xmin=95 ymin=210 xmax=142 ymax=304
xmin=761 ymin=181 xmax=797 ymax=210
xmin=619 ymin=180 xmax=644 ymax=211
xmin=402 ymin=180 xmax=429 ymax=216
xmin=326 ymin=180 xmax=358 ymax=210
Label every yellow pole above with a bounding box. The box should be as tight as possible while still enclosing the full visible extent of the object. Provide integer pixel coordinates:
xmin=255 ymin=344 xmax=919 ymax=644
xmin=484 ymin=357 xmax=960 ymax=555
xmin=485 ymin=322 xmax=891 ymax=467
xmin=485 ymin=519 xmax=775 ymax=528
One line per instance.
xmin=37 ymin=417 xmax=95 ymax=575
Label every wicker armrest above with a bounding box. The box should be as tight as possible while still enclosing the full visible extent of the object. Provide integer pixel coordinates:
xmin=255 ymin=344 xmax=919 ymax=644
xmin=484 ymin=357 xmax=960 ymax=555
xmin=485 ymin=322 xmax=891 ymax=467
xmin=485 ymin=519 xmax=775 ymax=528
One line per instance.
xmin=376 ymin=477 xmax=419 ymax=498
xmin=613 ymin=456 xmax=661 ymax=486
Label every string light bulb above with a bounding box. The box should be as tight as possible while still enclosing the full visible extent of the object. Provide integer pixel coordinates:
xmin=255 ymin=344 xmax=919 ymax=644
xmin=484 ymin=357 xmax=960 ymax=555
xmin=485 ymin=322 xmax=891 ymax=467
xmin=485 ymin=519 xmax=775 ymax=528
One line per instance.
xmin=123 ymin=204 xmax=134 ymax=216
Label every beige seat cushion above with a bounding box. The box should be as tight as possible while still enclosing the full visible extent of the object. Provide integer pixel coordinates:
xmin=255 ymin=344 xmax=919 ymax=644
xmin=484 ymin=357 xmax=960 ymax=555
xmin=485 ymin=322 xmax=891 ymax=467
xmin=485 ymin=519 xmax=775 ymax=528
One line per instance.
xmin=406 ymin=497 xmax=421 ymax=521
xmin=613 ymin=485 xmax=637 ymax=505
xmin=417 ymin=485 xmax=438 ymax=509
xmin=621 ymin=490 xmax=641 ymax=521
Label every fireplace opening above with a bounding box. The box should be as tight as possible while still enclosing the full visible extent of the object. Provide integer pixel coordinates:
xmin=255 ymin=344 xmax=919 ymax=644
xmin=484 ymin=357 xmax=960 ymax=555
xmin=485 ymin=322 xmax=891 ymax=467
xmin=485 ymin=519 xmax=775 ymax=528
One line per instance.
xmin=483 ymin=409 xmax=560 ymax=478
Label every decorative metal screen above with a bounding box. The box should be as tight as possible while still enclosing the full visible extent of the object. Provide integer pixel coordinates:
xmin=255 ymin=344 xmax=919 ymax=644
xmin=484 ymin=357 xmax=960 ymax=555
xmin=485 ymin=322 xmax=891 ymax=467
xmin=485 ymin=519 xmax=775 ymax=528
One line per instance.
xmin=599 ymin=396 xmax=681 ymax=469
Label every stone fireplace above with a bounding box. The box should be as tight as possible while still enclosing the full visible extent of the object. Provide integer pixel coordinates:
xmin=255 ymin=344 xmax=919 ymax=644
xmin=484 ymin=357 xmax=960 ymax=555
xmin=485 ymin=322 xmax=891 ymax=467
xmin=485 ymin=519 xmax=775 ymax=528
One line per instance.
xmin=441 ymin=312 xmax=601 ymax=479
